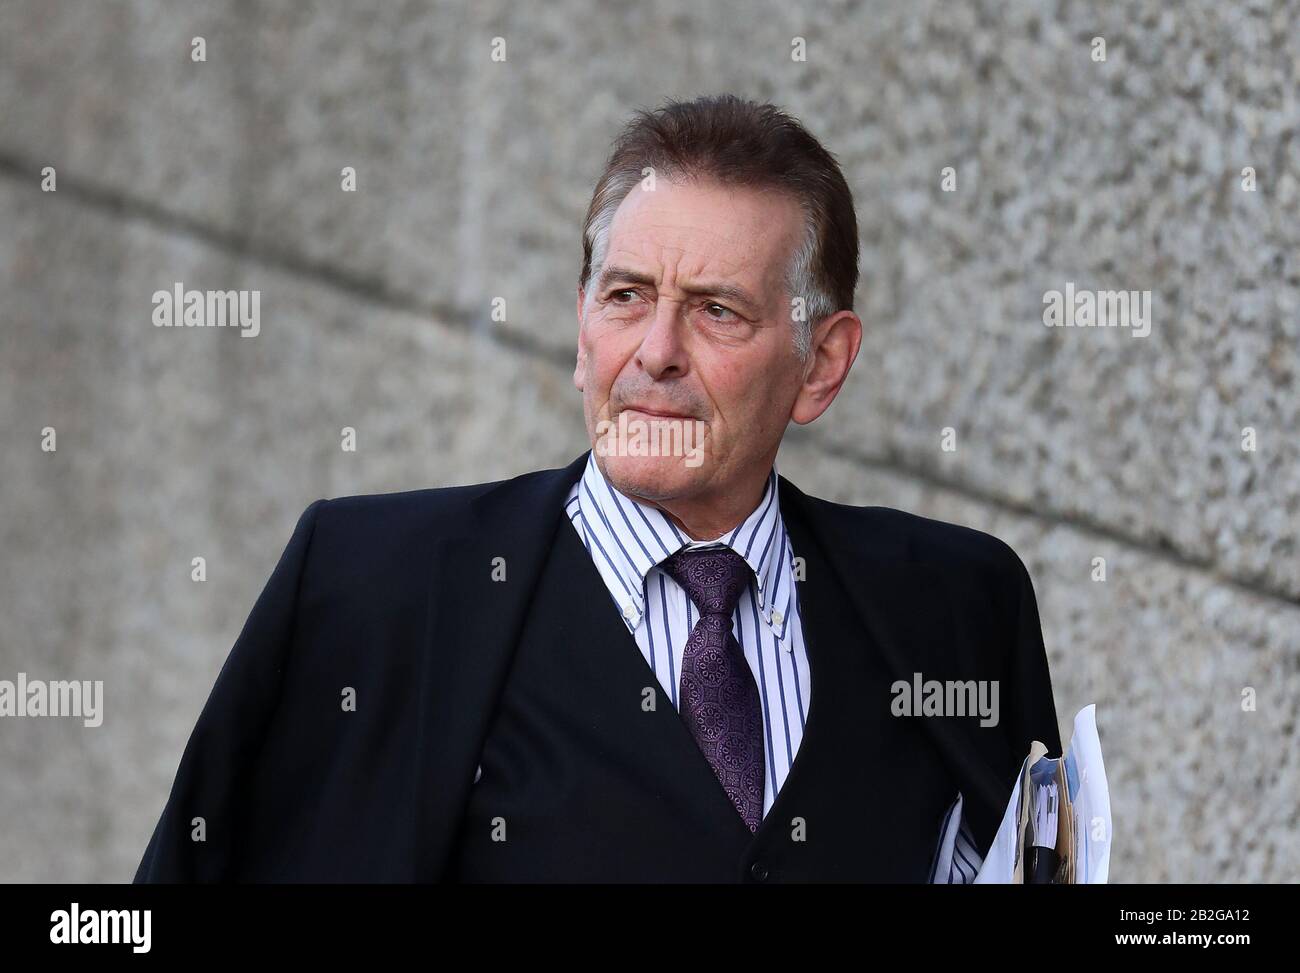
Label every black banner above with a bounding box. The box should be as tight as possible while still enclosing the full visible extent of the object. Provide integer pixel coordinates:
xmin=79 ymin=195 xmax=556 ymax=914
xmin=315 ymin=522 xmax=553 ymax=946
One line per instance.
xmin=0 ymin=883 xmax=1281 ymax=958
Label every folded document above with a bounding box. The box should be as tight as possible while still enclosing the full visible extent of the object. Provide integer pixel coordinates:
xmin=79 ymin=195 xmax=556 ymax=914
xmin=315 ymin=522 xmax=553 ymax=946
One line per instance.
xmin=933 ymin=704 xmax=1111 ymax=884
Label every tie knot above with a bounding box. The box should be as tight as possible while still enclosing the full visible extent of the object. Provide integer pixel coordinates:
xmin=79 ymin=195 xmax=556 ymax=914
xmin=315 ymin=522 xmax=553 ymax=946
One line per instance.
xmin=661 ymin=546 xmax=753 ymax=617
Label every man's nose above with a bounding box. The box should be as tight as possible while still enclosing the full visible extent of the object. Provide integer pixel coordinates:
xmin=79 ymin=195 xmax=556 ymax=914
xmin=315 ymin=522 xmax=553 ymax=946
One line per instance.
xmin=635 ymin=300 xmax=688 ymax=379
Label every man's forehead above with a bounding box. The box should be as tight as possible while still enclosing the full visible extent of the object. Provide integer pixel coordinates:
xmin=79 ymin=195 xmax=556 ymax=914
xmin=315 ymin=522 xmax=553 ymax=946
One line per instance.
xmin=601 ymin=182 xmax=800 ymax=300
xmin=601 ymin=239 xmax=753 ymax=284
xmin=611 ymin=178 xmax=797 ymax=244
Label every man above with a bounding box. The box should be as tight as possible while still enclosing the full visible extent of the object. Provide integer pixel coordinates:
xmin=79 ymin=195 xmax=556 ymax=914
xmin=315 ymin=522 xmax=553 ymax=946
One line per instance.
xmin=135 ymin=94 xmax=1060 ymax=883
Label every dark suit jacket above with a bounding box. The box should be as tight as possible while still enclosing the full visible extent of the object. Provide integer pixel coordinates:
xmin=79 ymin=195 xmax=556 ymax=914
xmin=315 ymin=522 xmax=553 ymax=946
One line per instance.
xmin=134 ymin=450 xmax=1061 ymax=881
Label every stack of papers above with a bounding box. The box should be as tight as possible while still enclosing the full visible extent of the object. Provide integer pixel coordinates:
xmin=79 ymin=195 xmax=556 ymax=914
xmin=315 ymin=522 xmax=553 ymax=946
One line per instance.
xmin=930 ymin=705 xmax=1112 ymax=883
xmin=975 ymin=704 xmax=1112 ymax=883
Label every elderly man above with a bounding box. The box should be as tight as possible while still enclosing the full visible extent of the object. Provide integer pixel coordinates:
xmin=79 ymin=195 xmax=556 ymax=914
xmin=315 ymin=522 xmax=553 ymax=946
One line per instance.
xmin=135 ymin=94 xmax=1060 ymax=883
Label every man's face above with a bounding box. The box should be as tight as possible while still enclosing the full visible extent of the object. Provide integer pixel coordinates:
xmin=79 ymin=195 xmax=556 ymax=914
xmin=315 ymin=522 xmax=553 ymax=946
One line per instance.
xmin=574 ymin=176 xmax=808 ymax=506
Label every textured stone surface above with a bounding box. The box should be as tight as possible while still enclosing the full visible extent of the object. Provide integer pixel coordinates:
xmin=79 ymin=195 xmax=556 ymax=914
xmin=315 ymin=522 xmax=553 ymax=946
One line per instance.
xmin=0 ymin=181 xmax=585 ymax=881
xmin=2 ymin=0 xmax=1295 ymax=595
xmin=0 ymin=0 xmax=1296 ymax=881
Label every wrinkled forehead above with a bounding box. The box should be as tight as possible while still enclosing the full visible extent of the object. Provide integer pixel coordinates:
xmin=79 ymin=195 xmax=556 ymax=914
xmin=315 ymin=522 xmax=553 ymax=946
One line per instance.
xmin=601 ymin=177 xmax=805 ymax=298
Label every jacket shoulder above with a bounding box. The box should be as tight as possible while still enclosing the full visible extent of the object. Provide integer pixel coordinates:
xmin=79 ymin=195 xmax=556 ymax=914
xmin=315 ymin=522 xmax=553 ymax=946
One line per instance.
xmin=290 ymin=475 xmax=518 ymax=587
xmin=795 ymin=490 xmax=1029 ymax=587
xmin=315 ymin=479 xmax=500 ymax=533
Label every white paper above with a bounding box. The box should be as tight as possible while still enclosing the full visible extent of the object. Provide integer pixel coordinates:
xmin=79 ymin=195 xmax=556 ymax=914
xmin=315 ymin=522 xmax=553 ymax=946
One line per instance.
xmin=972 ymin=704 xmax=1112 ymax=883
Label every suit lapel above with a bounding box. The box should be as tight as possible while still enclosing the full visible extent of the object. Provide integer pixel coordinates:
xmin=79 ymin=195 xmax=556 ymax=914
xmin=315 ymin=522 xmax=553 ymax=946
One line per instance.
xmin=413 ymin=451 xmax=590 ymax=879
xmin=777 ymin=475 xmax=1009 ymax=848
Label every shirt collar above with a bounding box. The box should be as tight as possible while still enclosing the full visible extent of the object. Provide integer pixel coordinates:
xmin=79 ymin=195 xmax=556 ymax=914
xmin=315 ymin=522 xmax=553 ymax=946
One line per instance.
xmin=573 ymin=451 xmax=793 ymax=638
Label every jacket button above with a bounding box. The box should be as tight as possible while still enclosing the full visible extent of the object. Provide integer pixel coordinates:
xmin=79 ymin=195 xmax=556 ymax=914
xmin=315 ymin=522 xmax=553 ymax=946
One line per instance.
xmin=750 ymin=861 xmax=769 ymax=882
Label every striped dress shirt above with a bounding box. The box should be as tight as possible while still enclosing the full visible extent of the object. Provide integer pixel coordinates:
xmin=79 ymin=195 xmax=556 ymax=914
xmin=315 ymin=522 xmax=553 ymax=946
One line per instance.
xmin=930 ymin=793 xmax=986 ymax=883
xmin=564 ymin=451 xmax=811 ymax=820
xmin=562 ymin=451 xmax=985 ymax=880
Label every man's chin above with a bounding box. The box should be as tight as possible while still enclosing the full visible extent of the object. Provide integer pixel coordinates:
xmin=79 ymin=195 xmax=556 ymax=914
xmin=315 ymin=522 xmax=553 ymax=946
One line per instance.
xmin=599 ymin=452 xmax=708 ymax=503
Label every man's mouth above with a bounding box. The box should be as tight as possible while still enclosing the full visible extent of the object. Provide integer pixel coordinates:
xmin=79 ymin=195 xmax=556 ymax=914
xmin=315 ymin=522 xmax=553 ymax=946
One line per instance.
xmin=621 ymin=405 xmax=698 ymax=421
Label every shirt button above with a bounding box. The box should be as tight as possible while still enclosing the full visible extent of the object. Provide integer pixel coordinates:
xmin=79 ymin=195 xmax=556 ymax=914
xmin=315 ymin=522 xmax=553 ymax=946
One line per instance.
xmin=622 ymin=603 xmax=636 ymax=620
xmin=750 ymin=861 xmax=770 ymax=882
xmin=770 ymin=610 xmax=783 ymax=625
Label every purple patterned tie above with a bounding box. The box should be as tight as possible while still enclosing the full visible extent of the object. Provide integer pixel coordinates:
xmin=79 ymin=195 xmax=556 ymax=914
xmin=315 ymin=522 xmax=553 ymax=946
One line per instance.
xmin=661 ymin=546 xmax=765 ymax=833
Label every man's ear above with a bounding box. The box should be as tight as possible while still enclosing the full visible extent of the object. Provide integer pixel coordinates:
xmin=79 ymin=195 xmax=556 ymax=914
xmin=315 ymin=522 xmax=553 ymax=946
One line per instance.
xmin=790 ymin=310 xmax=862 ymax=425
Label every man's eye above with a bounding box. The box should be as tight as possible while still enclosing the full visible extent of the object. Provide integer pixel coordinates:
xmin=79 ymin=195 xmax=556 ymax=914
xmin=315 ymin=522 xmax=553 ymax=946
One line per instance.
xmin=610 ymin=289 xmax=638 ymax=303
xmin=703 ymin=302 xmax=738 ymax=322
